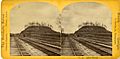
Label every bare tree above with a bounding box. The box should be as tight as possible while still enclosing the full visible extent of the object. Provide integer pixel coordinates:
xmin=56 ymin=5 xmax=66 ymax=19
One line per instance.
xmin=24 ymin=24 xmax=28 ymax=28
xmin=85 ymin=22 xmax=89 ymax=26
xmin=102 ymin=24 xmax=107 ymax=28
xmin=49 ymin=25 xmax=53 ymax=28
xmin=36 ymin=22 xmax=40 ymax=26
xmin=57 ymin=14 xmax=64 ymax=33
xmin=90 ymin=22 xmax=94 ymax=26
xmin=78 ymin=25 xmax=82 ymax=28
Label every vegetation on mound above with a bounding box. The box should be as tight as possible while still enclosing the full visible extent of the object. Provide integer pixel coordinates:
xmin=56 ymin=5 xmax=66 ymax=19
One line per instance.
xmin=78 ymin=22 xmax=107 ymax=29
xmin=76 ymin=22 xmax=111 ymax=33
xmin=20 ymin=22 xmax=60 ymax=37
xmin=24 ymin=22 xmax=53 ymax=28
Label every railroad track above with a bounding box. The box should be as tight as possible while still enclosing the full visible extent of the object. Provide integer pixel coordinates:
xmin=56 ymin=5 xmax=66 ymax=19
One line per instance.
xmin=68 ymin=37 xmax=83 ymax=56
xmin=77 ymin=37 xmax=112 ymax=49
xmin=16 ymin=36 xmax=112 ymax=56
xmin=36 ymin=40 xmax=60 ymax=47
xmin=14 ymin=37 xmax=31 ymax=56
xmin=20 ymin=37 xmax=60 ymax=56
xmin=73 ymin=37 xmax=112 ymax=56
xmin=61 ymin=37 xmax=73 ymax=56
xmin=79 ymin=37 xmax=112 ymax=48
xmin=83 ymin=36 xmax=112 ymax=42
xmin=69 ymin=37 xmax=101 ymax=56
xmin=61 ymin=37 xmax=82 ymax=56
xmin=24 ymin=37 xmax=61 ymax=49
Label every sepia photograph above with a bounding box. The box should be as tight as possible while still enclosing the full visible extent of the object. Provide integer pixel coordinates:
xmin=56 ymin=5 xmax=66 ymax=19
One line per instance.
xmin=10 ymin=2 xmax=112 ymax=56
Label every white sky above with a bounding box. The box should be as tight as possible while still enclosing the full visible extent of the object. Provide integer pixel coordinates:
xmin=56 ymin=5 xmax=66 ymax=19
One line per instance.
xmin=10 ymin=2 xmax=59 ymax=33
xmin=10 ymin=2 xmax=112 ymax=33
xmin=61 ymin=2 xmax=112 ymax=33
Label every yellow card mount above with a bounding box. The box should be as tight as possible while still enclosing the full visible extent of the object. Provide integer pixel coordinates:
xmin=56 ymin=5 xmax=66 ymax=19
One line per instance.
xmin=1 ymin=0 xmax=120 ymax=59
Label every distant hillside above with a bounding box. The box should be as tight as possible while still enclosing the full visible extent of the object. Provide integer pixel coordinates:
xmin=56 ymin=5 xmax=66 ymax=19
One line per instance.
xmin=20 ymin=26 xmax=60 ymax=37
xmin=20 ymin=25 xmax=112 ymax=38
xmin=19 ymin=24 xmax=61 ymax=47
xmin=75 ymin=26 xmax=111 ymax=33
xmin=75 ymin=26 xmax=112 ymax=37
